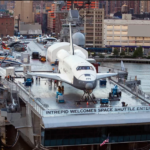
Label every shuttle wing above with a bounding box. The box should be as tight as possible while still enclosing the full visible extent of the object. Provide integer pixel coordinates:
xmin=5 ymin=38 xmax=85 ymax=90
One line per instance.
xmin=27 ymin=72 xmax=71 ymax=84
xmin=96 ymin=73 xmax=118 ymax=80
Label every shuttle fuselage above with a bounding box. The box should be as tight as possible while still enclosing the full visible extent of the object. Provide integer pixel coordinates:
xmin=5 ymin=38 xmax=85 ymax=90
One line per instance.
xmin=27 ymin=23 xmax=117 ymax=92
xmin=58 ymin=54 xmax=97 ymax=90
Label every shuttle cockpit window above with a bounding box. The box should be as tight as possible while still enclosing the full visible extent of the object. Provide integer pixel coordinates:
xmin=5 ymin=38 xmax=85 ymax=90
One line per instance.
xmin=76 ymin=66 xmax=94 ymax=71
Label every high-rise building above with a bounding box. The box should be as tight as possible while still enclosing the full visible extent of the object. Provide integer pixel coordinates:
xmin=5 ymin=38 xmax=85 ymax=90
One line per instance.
xmin=80 ymin=8 xmax=104 ymax=48
xmin=140 ymin=1 xmax=148 ymax=13
xmin=101 ymin=0 xmax=141 ymax=16
xmin=148 ymin=1 xmax=150 ymax=13
xmin=132 ymin=1 xmax=140 ymax=14
xmin=14 ymin=1 xmax=34 ymax=23
xmin=0 ymin=1 xmax=7 ymax=9
xmin=102 ymin=1 xmax=123 ymax=16
xmin=47 ymin=3 xmax=57 ymax=34
xmin=7 ymin=1 xmax=15 ymax=11
xmin=54 ymin=1 xmax=99 ymax=38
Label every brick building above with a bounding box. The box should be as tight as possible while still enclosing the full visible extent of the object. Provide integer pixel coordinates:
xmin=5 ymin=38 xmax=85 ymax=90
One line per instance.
xmin=0 ymin=16 xmax=14 ymax=37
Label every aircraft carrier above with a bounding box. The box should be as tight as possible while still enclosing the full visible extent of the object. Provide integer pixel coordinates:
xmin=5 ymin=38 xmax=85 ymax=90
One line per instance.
xmin=1 ymin=40 xmax=150 ymax=150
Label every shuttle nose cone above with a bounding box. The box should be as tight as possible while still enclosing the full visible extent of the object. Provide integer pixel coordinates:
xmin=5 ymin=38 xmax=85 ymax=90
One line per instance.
xmin=85 ymin=83 xmax=93 ymax=90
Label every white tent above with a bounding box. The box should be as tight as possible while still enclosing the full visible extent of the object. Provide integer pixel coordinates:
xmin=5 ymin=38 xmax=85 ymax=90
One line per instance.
xmin=47 ymin=42 xmax=88 ymax=64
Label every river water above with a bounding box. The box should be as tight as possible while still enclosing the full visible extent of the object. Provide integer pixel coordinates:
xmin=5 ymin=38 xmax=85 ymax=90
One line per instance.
xmin=104 ymin=62 xmax=150 ymax=94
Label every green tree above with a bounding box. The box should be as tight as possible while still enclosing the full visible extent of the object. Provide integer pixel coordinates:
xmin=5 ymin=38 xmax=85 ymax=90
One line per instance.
xmin=99 ymin=54 xmax=105 ymax=58
xmin=6 ymin=10 xmax=9 ymax=15
xmin=133 ymin=46 xmax=143 ymax=58
xmin=9 ymin=12 xmax=13 ymax=16
xmin=120 ymin=51 xmax=125 ymax=56
xmin=113 ymin=49 xmax=119 ymax=56
xmin=93 ymin=52 xmax=96 ymax=57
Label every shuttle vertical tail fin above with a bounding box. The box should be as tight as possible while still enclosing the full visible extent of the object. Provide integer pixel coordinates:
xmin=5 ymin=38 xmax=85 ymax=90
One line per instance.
xmin=121 ymin=61 xmax=125 ymax=71
xmin=69 ymin=23 xmax=74 ymax=55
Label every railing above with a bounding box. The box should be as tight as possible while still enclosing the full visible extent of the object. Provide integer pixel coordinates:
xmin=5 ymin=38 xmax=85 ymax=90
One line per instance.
xmin=110 ymin=76 xmax=150 ymax=103
xmin=98 ymin=65 xmax=150 ymax=102
xmin=1 ymin=79 xmax=44 ymax=117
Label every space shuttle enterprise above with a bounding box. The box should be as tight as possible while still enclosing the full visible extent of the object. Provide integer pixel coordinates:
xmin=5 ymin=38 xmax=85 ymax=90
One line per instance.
xmin=28 ymin=23 xmax=118 ymax=91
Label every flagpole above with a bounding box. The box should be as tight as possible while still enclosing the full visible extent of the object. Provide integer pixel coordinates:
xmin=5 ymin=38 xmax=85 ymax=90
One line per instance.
xmin=100 ymin=133 xmax=111 ymax=147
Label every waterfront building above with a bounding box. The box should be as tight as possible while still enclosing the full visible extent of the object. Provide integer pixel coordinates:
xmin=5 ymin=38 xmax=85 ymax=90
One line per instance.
xmin=104 ymin=19 xmax=150 ymax=52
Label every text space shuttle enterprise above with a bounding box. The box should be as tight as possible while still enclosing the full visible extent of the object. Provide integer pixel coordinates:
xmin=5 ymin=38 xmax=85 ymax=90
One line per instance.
xmin=28 ymin=23 xmax=117 ymax=90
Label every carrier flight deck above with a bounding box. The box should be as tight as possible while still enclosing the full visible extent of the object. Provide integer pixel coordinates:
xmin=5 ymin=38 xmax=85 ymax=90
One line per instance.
xmin=1 ymin=40 xmax=150 ymax=148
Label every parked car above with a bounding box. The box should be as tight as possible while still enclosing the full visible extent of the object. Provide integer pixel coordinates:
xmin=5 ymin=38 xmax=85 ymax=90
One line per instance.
xmin=39 ymin=55 xmax=46 ymax=62
xmin=13 ymin=44 xmax=27 ymax=52
xmin=32 ymin=52 xmax=40 ymax=59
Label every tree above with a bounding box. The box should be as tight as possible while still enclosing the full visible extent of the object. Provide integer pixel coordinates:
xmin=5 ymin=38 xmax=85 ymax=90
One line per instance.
xmin=120 ymin=51 xmax=125 ymax=56
xmin=9 ymin=12 xmax=13 ymax=16
xmin=133 ymin=46 xmax=143 ymax=58
xmin=93 ymin=52 xmax=96 ymax=57
xmin=99 ymin=54 xmax=105 ymax=58
xmin=6 ymin=10 xmax=9 ymax=15
xmin=113 ymin=49 xmax=119 ymax=56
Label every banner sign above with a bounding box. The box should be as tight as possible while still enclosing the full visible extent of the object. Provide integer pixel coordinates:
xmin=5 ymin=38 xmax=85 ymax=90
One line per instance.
xmin=43 ymin=106 xmax=150 ymax=117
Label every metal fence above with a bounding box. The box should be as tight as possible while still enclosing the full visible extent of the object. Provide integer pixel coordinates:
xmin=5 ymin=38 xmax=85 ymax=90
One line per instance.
xmin=108 ymin=66 xmax=150 ymax=100
xmin=111 ymin=76 xmax=150 ymax=104
xmin=1 ymin=79 xmax=45 ymax=117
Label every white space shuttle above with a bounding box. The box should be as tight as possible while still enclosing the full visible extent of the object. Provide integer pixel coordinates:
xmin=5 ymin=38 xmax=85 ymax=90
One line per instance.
xmin=28 ymin=23 xmax=117 ymax=91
